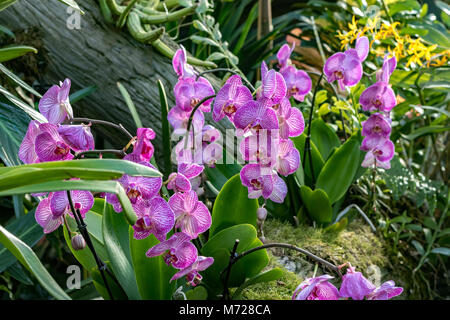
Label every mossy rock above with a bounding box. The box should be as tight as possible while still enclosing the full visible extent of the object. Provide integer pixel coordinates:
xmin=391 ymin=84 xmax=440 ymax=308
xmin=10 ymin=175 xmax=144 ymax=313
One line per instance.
xmin=238 ymin=219 xmax=411 ymax=300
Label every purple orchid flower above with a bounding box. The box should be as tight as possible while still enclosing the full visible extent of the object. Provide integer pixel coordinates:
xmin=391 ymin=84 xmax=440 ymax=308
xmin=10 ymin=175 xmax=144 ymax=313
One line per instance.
xmin=281 ymin=66 xmax=311 ymax=102
xmin=376 ymin=55 xmax=397 ymax=84
xmin=233 ymin=100 xmax=279 ymax=134
xmin=35 ymin=190 xmax=94 ymax=234
xmin=170 ymin=256 xmax=214 ymax=287
xmin=275 ymin=139 xmax=300 ymax=176
xmin=361 ymin=138 xmax=395 ymax=169
xmin=366 ymin=280 xmax=403 ymax=300
xmin=57 ymin=125 xmax=95 ymax=152
xmin=146 ymin=232 xmax=198 ymax=269
xmin=50 ymin=190 xmax=94 ymax=219
xmin=274 ymin=98 xmax=305 ymax=139
xmin=172 ymin=46 xmax=195 ymax=80
xmin=240 ymin=164 xmax=274 ymax=200
xmin=174 ymin=77 xmax=215 ymax=113
xmin=132 ymin=196 xmax=175 ymax=241
xmin=292 ymin=275 xmax=340 ymax=300
xmin=167 ymin=163 xmax=204 ymax=193
xmin=239 ymin=133 xmax=275 ymax=166
xmin=106 ymin=159 xmax=162 ymax=212
xmin=35 ymin=123 xmax=73 ymax=162
xmin=212 ymin=75 xmax=253 ymax=122
xmin=168 ymin=190 xmax=211 ymax=239
xmin=35 ymin=195 xmax=63 ymax=234
xmin=323 ymin=36 xmax=369 ymax=90
xmin=361 ymin=113 xmax=391 ymax=139
xmin=339 ymin=266 xmax=376 ymax=300
xmin=39 ymin=78 xmax=73 ymax=124
xmin=359 ymin=81 xmax=396 ymax=113
xmin=18 ymin=120 xmax=41 ymax=164
xmin=269 ymin=174 xmax=288 ymax=203
xmin=168 ymin=106 xmax=204 ymax=133
xmin=277 ymin=43 xmax=295 ymax=70
xmin=130 ymin=128 xmax=156 ymax=162
xmin=259 ymin=61 xmax=287 ymax=105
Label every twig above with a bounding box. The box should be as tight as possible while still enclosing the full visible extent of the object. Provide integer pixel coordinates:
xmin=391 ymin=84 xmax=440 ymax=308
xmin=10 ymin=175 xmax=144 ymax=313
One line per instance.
xmin=69 ymin=117 xmax=134 ymax=140
xmin=66 ymin=190 xmax=115 ymax=300
xmin=220 ymin=240 xmax=342 ymax=299
xmin=74 ymin=149 xmax=127 ymax=159
xmin=184 ymin=94 xmax=216 ymax=149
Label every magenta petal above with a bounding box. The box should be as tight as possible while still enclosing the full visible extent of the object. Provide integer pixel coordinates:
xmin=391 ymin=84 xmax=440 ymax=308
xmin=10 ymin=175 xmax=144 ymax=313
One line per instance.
xmin=285 ymin=107 xmax=305 ymax=137
xmin=324 ymin=52 xmax=346 ymax=82
xmin=339 ymin=269 xmax=376 ymax=300
xmin=178 ymin=163 xmax=204 ymax=179
xmin=19 ymin=120 xmax=41 ymax=164
xmin=269 ymin=174 xmax=287 ymax=203
xmin=342 ymin=58 xmax=363 ymax=87
xmin=355 ymin=36 xmax=369 ymax=62
xmin=58 ymin=125 xmax=95 ymax=152
xmin=35 ymin=196 xmax=63 ymax=233
xmin=172 ymin=241 xmax=198 ymax=269
xmin=148 ymin=196 xmax=175 ymax=235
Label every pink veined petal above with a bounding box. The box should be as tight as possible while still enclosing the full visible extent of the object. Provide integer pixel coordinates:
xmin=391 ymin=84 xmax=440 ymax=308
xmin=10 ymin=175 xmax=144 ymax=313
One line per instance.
xmin=233 ymin=86 xmax=253 ymax=108
xmin=178 ymin=163 xmax=204 ymax=179
xmin=168 ymin=192 xmax=185 ymax=217
xmin=323 ymin=52 xmax=346 ymax=81
xmin=18 ymin=120 xmax=41 ymax=164
xmin=285 ymin=107 xmax=305 ymax=137
xmin=172 ymin=241 xmax=198 ymax=269
xmin=133 ymin=229 xmax=152 ymax=240
xmin=261 ymin=61 xmax=268 ymax=80
xmin=148 ymin=196 xmax=175 ymax=235
xmin=380 ymin=85 xmax=397 ymax=112
xmin=190 ymin=201 xmax=212 ymax=235
xmin=34 ymin=132 xmax=62 ymax=162
xmin=196 ymin=256 xmax=214 ymax=271
xmin=106 ymin=193 xmax=122 ymax=213
xmin=277 ymin=43 xmax=293 ymax=67
xmin=134 ymin=176 xmax=162 ymax=200
xmin=355 ymin=36 xmax=369 ymax=62
xmin=58 ymin=125 xmax=95 ymax=152
xmin=260 ymin=107 xmax=279 ymax=130
xmin=233 ymin=100 xmax=260 ymax=129
xmin=172 ymin=48 xmax=185 ymax=78
xmin=240 ymin=164 xmax=262 ymax=187
xmin=174 ymin=174 xmax=192 ymax=192
xmin=339 ymin=271 xmax=376 ymax=300
xmin=361 ymin=150 xmax=376 ymax=168
xmin=146 ymin=237 xmax=174 ymax=258
xmin=342 ymin=58 xmax=363 ymax=87
xmin=50 ymin=191 xmax=69 ymax=218
xmin=58 ymin=79 xmax=71 ymax=102
xmin=71 ymin=190 xmax=94 ymax=216
xmin=182 ymin=190 xmax=199 ymax=213
xmin=39 ymin=85 xmax=65 ymax=124
xmin=212 ymin=84 xmax=231 ymax=122
xmin=376 ymin=139 xmax=395 ymax=162
xmin=35 ymin=196 xmax=63 ymax=233
xmin=269 ymin=174 xmax=287 ymax=203
xmin=194 ymin=81 xmax=215 ymax=112
xmin=175 ymin=81 xmax=195 ymax=111
xmin=261 ymin=174 xmax=274 ymax=199
xmin=262 ymin=69 xmax=278 ymax=99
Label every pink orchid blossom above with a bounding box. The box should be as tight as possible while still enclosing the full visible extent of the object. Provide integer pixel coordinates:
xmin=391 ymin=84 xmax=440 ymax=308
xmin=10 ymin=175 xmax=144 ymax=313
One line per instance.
xmin=132 ymin=196 xmax=175 ymax=242
xmin=376 ymin=55 xmax=397 ymax=84
xmin=339 ymin=266 xmax=376 ymax=300
xmin=167 ymin=163 xmax=204 ymax=193
xmin=168 ymin=106 xmax=205 ymax=133
xmin=170 ymin=256 xmax=214 ymax=286
xmin=35 ymin=123 xmax=73 ymax=162
xmin=359 ymin=82 xmax=396 ymax=113
xmin=361 ymin=138 xmax=395 ymax=169
xmin=292 ymin=275 xmax=340 ymax=300
xmin=146 ymin=232 xmax=198 ymax=269
xmin=131 ymin=128 xmax=156 ymax=162
xmin=233 ymin=100 xmax=279 ymax=134
xmin=281 ymin=66 xmax=311 ymax=102
xmin=274 ymin=98 xmax=305 ymax=138
xmin=259 ymin=61 xmax=287 ymax=105
xmin=212 ymin=75 xmax=253 ymax=122
xmin=168 ymin=190 xmax=211 ymax=238
xmin=174 ymin=77 xmax=215 ymax=113
xmin=39 ymin=78 xmax=73 ymax=124
xmin=275 ymin=139 xmax=300 ymax=176
xmin=240 ymin=164 xmax=274 ymax=200
xmin=323 ymin=36 xmax=369 ymax=90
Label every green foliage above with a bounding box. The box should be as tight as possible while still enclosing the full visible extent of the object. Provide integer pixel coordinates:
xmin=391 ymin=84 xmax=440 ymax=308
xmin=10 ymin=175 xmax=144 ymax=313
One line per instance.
xmin=209 ymin=174 xmax=258 ymax=236
xmin=299 ymin=186 xmax=332 ymax=226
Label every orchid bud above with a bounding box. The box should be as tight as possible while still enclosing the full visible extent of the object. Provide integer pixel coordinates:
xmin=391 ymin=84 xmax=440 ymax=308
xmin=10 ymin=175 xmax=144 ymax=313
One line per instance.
xmin=257 ymin=207 xmax=268 ymax=222
xmin=71 ymin=234 xmax=86 ymax=251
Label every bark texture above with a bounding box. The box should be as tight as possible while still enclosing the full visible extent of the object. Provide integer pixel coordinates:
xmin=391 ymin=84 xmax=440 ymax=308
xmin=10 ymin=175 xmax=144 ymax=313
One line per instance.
xmin=0 ymin=0 xmax=226 ymax=159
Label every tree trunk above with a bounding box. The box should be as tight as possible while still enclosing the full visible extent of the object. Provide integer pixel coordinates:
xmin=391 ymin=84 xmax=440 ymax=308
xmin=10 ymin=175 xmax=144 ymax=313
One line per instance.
xmin=0 ymin=0 xmax=226 ymax=161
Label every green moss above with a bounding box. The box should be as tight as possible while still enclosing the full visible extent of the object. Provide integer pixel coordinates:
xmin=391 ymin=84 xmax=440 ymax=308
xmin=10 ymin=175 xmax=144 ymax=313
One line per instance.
xmin=238 ymin=219 xmax=401 ymax=300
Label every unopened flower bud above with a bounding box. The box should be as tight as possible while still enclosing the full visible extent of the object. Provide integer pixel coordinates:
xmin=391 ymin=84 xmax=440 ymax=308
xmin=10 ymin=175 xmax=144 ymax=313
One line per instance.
xmin=71 ymin=234 xmax=86 ymax=251
xmin=257 ymin=207 xmax=267 ymax=221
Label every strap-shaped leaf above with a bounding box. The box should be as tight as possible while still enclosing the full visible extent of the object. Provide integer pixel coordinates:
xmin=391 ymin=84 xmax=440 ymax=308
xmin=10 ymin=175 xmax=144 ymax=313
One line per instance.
xmin=0 ymin=179 xmax=138 ymax=225
xmin=0 ymin=225 xmax=71 ymax=300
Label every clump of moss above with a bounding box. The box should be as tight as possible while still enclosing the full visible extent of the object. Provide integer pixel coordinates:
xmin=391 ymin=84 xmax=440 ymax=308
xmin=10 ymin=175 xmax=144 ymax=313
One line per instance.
xmin=239 ymin=218 xmax=400 ymax=300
